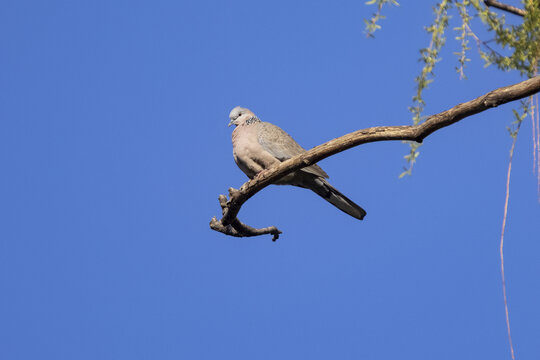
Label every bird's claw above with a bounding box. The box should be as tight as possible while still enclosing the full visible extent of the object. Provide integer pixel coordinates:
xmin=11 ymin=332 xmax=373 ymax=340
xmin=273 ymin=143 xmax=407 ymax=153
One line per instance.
xmin=253 ymin=170 xmax=269 ymax=181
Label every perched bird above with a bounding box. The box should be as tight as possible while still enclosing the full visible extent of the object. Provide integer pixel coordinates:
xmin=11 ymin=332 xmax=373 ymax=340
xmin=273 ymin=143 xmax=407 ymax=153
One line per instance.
xmin=228 ymin=106 xmax=366 ymax=220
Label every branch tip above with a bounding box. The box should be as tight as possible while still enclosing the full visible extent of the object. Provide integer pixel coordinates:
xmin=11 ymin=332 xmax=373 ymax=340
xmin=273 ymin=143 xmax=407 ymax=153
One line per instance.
xmin=484 ymin=0 xmax=526 ymax=17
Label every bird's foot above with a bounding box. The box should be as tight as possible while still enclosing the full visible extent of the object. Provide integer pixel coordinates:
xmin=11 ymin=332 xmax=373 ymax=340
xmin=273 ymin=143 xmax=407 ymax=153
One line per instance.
xmin=253 ymin=170 xmax=269 ymax=181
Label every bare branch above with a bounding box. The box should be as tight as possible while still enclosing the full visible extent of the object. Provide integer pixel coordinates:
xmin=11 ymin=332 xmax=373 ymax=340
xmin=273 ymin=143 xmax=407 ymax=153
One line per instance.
xmin=209 ymin=194 xmax=282 ymax=241
xmin=484 ymin=0 xmax=526 ymax=17
xmin=210 ymin=76 xmax=540 ymax=240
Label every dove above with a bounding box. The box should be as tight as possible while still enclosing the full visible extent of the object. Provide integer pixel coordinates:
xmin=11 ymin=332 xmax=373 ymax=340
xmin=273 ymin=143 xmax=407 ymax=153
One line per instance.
xmin=228 ymin=106 xmax=366 ymax=220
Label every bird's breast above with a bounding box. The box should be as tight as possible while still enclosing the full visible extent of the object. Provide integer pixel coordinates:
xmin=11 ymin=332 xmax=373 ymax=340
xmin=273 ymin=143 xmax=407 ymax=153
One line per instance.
xmin=232 ymin=126 xmax=259 ymax=153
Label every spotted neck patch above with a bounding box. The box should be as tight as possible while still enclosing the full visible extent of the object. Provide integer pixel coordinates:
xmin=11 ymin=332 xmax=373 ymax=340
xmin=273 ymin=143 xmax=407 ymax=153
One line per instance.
xmin=245 ymin=116 xmax=261 ymax=125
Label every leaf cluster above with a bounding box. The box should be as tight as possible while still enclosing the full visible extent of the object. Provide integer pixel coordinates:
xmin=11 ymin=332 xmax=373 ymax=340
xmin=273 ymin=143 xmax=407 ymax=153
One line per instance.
xmin=364 ymin=0 xmax=400 ymax=38
xmin=364 ymin=0 xmax=540 ymax=176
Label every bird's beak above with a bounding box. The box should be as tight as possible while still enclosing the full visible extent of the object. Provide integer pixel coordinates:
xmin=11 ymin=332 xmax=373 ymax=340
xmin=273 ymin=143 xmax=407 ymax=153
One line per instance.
xmin=228 ymin=119 xmax=235 ymax=127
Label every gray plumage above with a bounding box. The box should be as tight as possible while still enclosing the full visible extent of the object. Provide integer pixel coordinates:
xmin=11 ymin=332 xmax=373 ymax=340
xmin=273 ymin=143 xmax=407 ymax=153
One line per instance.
xmin=228 ymin=106 xmax=366 ymax=220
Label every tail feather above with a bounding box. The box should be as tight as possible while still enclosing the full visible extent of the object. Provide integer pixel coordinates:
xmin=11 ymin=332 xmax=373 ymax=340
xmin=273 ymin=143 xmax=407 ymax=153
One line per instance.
xmin=308 ymin=178 xmax=367 ymax=220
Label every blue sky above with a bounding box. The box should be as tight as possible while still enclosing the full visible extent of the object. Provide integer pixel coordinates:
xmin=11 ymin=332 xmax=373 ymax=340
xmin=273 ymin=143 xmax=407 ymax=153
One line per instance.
xmin=1 ymin=1 xmax=539 ymax=359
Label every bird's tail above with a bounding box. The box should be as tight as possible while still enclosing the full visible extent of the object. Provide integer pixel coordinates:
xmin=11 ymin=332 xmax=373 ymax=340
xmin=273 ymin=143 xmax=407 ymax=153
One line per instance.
xmin=309 ymin=178 xmax=367 ymax=220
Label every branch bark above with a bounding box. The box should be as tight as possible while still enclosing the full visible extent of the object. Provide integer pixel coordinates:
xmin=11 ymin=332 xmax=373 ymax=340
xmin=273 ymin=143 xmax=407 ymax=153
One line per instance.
xmin=210 ymin=76 xmax=540 ymax=240
xmin=484 ymin=0 xmax=526 ymax=17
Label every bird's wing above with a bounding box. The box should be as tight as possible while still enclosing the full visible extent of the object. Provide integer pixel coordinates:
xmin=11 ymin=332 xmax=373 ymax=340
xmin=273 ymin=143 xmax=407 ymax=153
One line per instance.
xmin=257 ymin=122 xmax=329 ymax=178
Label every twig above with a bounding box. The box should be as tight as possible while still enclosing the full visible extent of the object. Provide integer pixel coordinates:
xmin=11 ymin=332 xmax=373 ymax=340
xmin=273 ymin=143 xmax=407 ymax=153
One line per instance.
xmin=500 ymin=119 xmax=521 ymax=360
xmin=484 ymin=0 xmax=526 ymax=17
xmin=210 ymin=76 xmax=540 ymax=239
xmin=466 ymin=24 xmax=506 ymax=60
xmin=535 ymin=94 xmax=540 ymax=201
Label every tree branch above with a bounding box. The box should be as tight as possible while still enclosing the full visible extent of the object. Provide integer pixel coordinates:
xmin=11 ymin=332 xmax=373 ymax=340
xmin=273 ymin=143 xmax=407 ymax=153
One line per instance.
xmin=484 ymin=0 xmax=526 ymax=17
xmin=210 ymin=76 xmax=540 ymax=240
xmin=210 ymin=194 xmax=282 ymax=241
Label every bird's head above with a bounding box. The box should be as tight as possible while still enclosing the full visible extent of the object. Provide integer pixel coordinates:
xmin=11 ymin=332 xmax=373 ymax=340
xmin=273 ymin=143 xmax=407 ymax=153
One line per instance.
xmin=228 ymin=106 xmax=256 ymax=127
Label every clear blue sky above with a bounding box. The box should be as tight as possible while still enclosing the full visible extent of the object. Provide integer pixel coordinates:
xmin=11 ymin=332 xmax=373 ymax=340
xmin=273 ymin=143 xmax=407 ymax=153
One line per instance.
xmin=1 ymin=1 xmax=539 ymax=359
